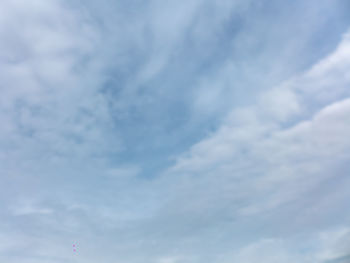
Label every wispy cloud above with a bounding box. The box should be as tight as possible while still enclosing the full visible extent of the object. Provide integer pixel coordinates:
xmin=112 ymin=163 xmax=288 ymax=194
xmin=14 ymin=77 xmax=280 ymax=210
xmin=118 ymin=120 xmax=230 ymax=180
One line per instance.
xmin=0 ymin=0 xmax=349 ymax=262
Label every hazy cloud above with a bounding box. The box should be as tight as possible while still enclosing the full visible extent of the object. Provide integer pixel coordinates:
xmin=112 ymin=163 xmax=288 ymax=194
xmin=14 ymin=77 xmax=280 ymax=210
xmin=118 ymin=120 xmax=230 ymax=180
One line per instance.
xmin=0 ymin=0 xmax=349 ymax=262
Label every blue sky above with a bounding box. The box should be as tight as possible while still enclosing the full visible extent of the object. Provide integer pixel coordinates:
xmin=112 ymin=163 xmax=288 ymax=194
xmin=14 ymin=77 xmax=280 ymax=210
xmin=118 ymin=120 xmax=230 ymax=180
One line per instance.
xmin=0 ymin=0 xmax=350 ymax=262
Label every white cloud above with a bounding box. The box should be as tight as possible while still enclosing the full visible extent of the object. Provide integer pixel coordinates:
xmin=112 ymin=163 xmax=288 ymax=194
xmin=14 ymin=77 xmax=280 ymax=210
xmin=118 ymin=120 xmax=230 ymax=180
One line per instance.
xmin=217 ymin=228 xmax=350 ymax=263
xmin=315 ymin=227 xmax=350 ymax=262
xmin=170 ymin=29 xmax=350 ymax=209
xmin=0 ymin=0 xmax=117 ymax=170
xmin=12 ymin=205 xmax=53 ymax=216
xmin=158 ymin=28 xmax=350 ymax=261
xmin=0 ymin=1 xmax=349 ymax=262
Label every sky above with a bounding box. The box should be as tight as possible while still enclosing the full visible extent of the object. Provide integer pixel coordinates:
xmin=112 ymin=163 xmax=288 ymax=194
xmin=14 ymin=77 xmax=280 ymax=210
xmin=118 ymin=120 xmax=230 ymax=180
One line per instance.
xmin=0 ymin=0 xmax=350 ymax=262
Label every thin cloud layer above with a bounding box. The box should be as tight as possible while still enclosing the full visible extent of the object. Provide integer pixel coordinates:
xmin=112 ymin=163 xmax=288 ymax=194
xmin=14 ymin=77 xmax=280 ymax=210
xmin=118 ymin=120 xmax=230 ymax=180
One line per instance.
xmin=0 ymin=0 xmax=350 ymax=262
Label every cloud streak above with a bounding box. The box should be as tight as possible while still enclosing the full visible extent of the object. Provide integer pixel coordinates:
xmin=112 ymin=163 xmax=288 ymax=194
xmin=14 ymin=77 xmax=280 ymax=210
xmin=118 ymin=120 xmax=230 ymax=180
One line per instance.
xmin=0 ymin=0 xmax=349 ymax=262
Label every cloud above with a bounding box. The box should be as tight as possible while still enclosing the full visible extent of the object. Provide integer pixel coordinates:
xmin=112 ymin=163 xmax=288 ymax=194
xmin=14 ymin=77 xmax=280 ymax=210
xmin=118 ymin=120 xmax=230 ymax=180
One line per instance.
xmin=156 ymin=28 xmax=350 ymax=261
xmin=0 ymin=0 xmax=116 ymax=167
xmin=0 ymin=0 xmax=350 ymax=262
xmin=316 ymin=228 xmax=350 ymax=262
